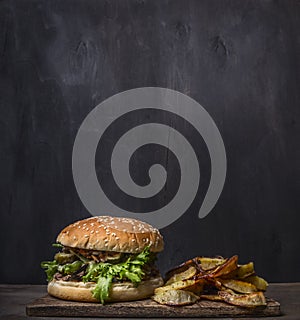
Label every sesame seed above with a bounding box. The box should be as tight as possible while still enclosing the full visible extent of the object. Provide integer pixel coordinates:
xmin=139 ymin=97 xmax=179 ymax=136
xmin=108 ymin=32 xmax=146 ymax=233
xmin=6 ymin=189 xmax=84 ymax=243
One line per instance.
xmin=132 ymin=239 xmax=136 ymax=242
xmin=116 ymin=237 xmax=120 ymax=240
xmin=84 ymin=235 xmax=88 ymax=238
xmin=91 ymin=230 xmax=94 ymax=234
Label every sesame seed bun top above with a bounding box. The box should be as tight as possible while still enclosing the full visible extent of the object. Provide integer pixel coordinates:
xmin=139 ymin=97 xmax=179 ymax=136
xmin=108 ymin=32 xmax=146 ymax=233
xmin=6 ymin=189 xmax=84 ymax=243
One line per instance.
xmin=56 ymin=216 xmax=164 ymax=254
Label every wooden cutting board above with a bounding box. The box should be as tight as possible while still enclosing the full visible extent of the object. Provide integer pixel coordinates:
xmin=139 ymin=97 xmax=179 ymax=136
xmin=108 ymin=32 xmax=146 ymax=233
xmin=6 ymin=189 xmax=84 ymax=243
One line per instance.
xmin=26 ymin=295 xmax=281 ymax=318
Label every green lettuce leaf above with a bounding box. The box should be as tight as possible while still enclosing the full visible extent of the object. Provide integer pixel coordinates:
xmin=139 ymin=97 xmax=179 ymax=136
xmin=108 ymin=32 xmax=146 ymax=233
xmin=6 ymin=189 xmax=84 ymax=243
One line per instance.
xmin=82 ymin=246 xmax=152 ymax=303
xmin=41 ymin=260 xmax=58 ymax=281
xmin=93 ymin=275 xmax=113 ymax=304
xmin=41 ymin=245 xmax=154 ymax=303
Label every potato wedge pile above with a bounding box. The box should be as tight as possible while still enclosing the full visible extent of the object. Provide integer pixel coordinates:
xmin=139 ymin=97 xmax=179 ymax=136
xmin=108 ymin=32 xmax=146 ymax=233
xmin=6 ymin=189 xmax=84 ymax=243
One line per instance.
xmin=152 ymin=255 xmax=268 ymax=307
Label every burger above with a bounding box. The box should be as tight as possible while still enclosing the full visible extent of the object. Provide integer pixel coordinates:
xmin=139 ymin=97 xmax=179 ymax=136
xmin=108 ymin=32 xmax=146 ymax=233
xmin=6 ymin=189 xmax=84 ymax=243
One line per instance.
xmin=41 ymin=216 xmax=164 ymax=303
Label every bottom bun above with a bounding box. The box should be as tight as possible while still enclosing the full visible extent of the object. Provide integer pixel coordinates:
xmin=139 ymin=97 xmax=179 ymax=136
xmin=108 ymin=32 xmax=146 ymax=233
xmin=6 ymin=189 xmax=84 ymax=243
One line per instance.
xmin=48 ymin=276 xmax=164 ymax=302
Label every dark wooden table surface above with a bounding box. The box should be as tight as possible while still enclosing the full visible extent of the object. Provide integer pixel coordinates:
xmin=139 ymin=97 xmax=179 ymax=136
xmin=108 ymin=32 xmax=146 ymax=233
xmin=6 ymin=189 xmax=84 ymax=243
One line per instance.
xmin=1 ymin=283 xmax=300 ymax=319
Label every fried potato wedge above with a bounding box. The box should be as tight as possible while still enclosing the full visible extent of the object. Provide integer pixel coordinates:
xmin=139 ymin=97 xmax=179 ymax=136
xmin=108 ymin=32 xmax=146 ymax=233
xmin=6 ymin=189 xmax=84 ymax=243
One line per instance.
xmin=200 ymin=294 xmax=224 ymax=302
xmin=236 ymin=262 xmax=255 ymax=279
xmin=204 ymin=276 xmax=223 ymax=290
xmin=198 ymin=257 xmax=226 ymax=271
xmin=210 ymin=255 xmax=238 ymax=278
xmin=219 ymin=291 xmax=266 ymax=307
xmin=152 ymin=289 xmax=200 ymax=306
xmin=184 ymin=279 xmax=206 ymax=294
xmin=244 ymin=275 xmax=268 ymax=291
xmin=160 ymin=255 xmax=268 ymax=309
xmin=165 ymin=266 xmax=197 ymax=285
xmin=165 ymin=264 xmax=192 ymax=280
xmin=154 ymin=279 xmax=197 ymax=295
xmin=224 ymin=262 xmax=255 ymax=279
xmin=220 ymin=279 xmax=258 ymax=293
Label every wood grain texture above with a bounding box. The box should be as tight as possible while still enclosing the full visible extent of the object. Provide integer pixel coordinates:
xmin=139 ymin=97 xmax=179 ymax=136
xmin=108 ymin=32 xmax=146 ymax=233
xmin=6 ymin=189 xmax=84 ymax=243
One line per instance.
xmin=26 ymin=294 xmax=281 ymax=318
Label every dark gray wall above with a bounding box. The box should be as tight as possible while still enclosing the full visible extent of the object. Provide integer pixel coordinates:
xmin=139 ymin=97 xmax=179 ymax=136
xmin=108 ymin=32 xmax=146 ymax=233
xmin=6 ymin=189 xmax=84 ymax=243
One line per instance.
xmin=0 ymin=0 xmax=299 ymax=284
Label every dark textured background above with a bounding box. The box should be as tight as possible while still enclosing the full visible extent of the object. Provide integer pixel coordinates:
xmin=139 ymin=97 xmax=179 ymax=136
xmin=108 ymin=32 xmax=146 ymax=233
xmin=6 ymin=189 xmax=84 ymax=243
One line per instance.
xmin=0 ymin=0 xmax=299 ymax=284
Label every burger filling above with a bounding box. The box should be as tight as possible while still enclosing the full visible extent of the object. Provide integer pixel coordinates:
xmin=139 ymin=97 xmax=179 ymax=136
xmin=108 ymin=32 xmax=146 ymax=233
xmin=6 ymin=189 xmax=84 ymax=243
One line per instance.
xmin=41 ymin=244 xmax=159 ymax=303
